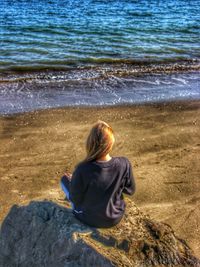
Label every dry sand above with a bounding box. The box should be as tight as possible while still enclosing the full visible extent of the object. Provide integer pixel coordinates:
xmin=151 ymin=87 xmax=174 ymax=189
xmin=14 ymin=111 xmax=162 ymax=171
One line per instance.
xmin=0 ymin=100 xmax=200 ymax=257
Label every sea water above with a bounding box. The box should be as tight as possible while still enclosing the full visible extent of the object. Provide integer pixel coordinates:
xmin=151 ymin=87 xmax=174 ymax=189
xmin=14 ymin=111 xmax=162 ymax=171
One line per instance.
xmin=0 ymin=0 xmax=200 ymax=114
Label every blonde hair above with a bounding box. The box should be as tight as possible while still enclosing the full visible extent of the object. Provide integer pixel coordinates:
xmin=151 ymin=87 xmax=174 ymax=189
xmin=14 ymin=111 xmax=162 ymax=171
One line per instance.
xmin=84 ymin=120 xmax=115 ymax=162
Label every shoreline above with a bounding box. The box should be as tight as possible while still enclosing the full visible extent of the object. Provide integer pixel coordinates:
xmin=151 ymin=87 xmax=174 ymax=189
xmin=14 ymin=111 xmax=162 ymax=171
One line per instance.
xmin=1 ymin=98 xmax=200 ymax=117
xmin=1 ymin=65 xmax=200 ymax=115
xmin=0 ymin=99 xmax=200 ymax=257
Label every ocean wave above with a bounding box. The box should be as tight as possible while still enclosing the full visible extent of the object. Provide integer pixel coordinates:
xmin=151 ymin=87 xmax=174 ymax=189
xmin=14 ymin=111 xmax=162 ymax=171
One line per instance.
xmin=0 ymin=63 xmax=199 ymax=115
xmin=0 ymin=60 xmax=199 ymax=83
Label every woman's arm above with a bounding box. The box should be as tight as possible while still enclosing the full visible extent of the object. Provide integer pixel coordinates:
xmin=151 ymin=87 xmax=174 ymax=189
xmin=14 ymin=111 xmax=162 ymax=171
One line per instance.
xmin=70 ymin=166 xmax=87 ymax=208
xmin=123 ymin=159 xmax=136 ymax=195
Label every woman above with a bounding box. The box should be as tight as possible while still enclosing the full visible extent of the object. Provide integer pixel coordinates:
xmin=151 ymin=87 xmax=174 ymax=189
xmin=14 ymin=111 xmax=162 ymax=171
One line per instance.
xmin=61 ymin=120 xmax=135 ymax=228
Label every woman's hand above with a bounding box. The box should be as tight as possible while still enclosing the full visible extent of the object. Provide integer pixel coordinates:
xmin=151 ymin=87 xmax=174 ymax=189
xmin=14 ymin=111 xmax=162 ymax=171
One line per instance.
xmin=64 ymin=171 xmax=72 ymax=181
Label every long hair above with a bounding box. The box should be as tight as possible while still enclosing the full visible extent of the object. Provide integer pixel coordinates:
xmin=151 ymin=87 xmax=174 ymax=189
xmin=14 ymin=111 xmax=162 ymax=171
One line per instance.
xmin=84 ymin=120 xmax=115 ymax=162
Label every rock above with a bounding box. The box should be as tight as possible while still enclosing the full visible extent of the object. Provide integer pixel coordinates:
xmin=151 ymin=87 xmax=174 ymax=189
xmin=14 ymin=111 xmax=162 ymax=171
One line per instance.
xmin=0 ymin=199 xmax=199 ymax=267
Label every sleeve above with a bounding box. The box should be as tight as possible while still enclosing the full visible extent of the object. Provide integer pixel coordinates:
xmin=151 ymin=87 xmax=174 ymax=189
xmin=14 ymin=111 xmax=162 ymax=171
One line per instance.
xmin=123 ymin=159 xmax=136 ymax=195
xmin=70 ymin=165 xmax=88 ymax=207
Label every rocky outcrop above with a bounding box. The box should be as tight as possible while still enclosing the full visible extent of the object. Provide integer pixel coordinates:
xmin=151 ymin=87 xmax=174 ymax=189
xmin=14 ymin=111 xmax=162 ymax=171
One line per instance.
xmin=0 ymin=200 xmax=199 ymax=267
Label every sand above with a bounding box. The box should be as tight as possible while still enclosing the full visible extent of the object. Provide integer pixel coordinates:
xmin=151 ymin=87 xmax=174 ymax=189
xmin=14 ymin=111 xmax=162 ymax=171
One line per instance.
xmin=0 ymin=100 xmax=200 ymax=257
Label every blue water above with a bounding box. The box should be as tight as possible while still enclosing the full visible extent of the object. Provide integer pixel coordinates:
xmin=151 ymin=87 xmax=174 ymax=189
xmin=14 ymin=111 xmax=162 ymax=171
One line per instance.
xmin=1 ymin=0 xmax=200 ymax=70
xmin=0 ymin=0 xmax=200 ymax=114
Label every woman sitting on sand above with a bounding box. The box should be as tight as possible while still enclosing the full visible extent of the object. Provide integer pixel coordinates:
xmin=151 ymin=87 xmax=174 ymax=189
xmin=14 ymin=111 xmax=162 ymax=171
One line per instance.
xmin=61 ymin=120 xmax=135 ymax=228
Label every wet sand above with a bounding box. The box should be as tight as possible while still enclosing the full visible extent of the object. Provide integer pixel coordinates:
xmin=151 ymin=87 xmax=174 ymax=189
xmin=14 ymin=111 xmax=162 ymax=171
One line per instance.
xmin=0 ymin=100 xmax=200 ymax=257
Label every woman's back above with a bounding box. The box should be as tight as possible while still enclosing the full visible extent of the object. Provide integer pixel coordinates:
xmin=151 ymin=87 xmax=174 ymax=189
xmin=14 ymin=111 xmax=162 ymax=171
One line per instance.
xmin=70 ymin=156 xmax=135 ymax=228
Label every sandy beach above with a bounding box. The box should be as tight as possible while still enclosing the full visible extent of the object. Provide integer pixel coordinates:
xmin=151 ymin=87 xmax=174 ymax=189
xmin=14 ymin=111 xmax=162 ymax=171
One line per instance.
xmin=0 ymin=100 xmax=200 ymax=257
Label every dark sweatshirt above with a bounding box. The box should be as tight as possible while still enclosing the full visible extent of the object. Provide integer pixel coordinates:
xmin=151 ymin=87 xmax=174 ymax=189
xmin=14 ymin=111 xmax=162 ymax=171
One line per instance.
xmin=70 ymin=156 xmax=135 ymax=228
